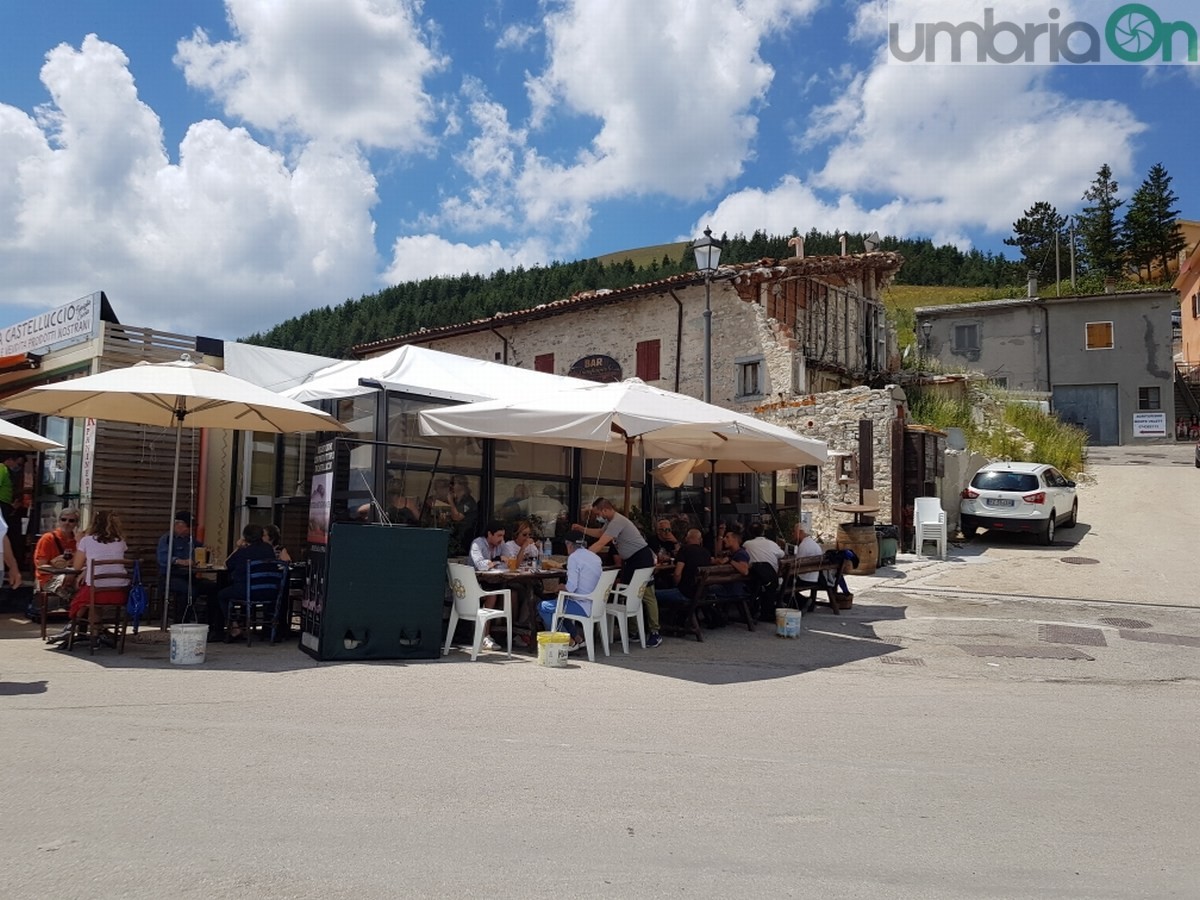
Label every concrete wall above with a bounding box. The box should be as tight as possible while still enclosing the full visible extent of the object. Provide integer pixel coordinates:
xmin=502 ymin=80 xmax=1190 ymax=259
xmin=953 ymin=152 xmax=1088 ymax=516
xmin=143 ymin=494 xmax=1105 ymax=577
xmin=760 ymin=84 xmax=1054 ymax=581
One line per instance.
xmin=920 ymin=302 xmax=1045 ymax=390
xmin=1046 ymin=292 xmax=1175 ymax=445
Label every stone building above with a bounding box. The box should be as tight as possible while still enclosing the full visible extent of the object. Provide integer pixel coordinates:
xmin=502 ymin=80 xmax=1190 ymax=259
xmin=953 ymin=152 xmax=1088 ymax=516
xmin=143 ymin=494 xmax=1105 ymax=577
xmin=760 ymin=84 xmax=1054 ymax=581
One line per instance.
xmin=346 ymin=249 xmax=908 ymax=541
xmin=354 ymin=249 xmax=904 ymax=404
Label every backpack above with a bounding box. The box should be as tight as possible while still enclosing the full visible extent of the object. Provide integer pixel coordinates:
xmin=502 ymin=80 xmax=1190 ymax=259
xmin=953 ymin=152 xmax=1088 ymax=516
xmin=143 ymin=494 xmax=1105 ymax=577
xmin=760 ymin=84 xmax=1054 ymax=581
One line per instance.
xmin=126 ymin=561 xmax=149 ymax=625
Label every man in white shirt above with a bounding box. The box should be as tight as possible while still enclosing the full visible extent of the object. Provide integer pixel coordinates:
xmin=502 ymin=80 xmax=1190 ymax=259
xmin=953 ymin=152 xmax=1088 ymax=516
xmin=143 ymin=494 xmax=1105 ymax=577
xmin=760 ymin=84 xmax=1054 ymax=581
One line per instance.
xmin=469 ymin=521 xmax=507 ymax=571
xmin=467 ymin=520 xmax=507 ymax=650
xmin=538 ymin=530 xmax=600 ymax=652
xmin=790 ymin=522 xmax=823 ymax=584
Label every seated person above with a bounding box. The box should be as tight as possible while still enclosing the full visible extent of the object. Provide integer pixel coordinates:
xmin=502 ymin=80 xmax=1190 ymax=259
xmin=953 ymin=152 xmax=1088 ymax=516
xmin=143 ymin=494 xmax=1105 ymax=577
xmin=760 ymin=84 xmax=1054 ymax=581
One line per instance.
xmin=263 ymin=523 xmax=292 ymax=562
xmin=743 ymin=522 xmax=786 ymax=619
xmin=710 ymin=525 xmax=750 ymax=598
xmin=217 ymin=523 xmax=279 ymax=641
xmin=653 ymin=528 xmax=711 ymax=609
xmin=34 ymin=506 xmax=80 ymax=609
xmin=467 ymin=521 xmax=507 ymax=651
xmin=647 ymin=519 xmax=681 ymax=560
xmin=499 ymin=520 xmax=540 ymax=567
xmin=790 ymin=522 xmax=824 ymax=587
xmin=47 ymin=510 xmax=129 ymax=645
xmin=537 ymin=531 xmax=600 ymax=653
xmin=157 ymin=511 xmax=217 ymax=626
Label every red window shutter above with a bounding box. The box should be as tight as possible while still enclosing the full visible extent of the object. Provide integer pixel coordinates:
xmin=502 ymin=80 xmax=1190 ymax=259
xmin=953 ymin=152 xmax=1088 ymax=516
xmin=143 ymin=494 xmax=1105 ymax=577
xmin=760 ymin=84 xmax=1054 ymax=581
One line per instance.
xmin=636 ymin=339 xmax=660 ymax=381
xmin=534 ymin=353 xmax=554 ymax=373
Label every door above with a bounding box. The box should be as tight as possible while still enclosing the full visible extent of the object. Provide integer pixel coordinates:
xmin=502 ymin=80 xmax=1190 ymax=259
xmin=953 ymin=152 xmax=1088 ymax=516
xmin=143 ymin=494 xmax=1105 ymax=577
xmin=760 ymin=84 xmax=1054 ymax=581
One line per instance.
xmin=1052 ymin=384 xmax=1119 ymax=445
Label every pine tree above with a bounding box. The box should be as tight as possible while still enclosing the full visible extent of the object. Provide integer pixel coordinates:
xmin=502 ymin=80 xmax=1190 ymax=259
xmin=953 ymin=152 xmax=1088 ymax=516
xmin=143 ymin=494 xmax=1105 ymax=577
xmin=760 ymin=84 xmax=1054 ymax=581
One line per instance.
xmin=1077 ymin=164 xmax=1125 ymax=277
xmin=1003 ymin=201 xmax=1066 ymax=275
xmin=1126 ymin=163 xmax=1186 ymax=280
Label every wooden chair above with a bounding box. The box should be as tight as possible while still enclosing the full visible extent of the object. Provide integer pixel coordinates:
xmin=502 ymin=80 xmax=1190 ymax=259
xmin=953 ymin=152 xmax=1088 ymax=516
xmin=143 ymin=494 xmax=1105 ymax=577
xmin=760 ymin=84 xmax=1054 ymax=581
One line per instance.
xmin=66 ymin=557 xmax=135 ymax=655
xmin=226 ymin=559 xmax=290 ymax=646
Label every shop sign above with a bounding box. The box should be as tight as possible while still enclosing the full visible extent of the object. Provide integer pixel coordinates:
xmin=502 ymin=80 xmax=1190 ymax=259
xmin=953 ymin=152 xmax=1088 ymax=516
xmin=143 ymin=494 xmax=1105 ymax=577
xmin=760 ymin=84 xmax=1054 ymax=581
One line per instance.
xmin=0 ymin=293 xmax=99 ymax=356
xmin=1132 ymin=412 xmax=1166 ymax=437
xmin=568 ymin=354 xmax=622 ymax=383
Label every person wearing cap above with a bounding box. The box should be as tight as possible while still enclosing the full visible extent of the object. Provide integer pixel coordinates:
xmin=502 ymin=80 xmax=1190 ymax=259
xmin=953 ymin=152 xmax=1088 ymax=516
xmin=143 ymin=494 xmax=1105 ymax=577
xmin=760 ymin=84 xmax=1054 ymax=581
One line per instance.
xmin=156 ymin=511 xmax=214 ymax=629
xmin=538 ymin=530 xmax=600 ymax=652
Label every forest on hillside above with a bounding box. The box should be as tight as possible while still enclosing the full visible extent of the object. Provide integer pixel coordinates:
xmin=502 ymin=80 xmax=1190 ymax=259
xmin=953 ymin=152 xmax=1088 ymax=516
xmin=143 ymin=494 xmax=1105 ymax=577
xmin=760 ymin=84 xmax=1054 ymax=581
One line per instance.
xmin=245 ymin=229 xmax=1030 ymax=358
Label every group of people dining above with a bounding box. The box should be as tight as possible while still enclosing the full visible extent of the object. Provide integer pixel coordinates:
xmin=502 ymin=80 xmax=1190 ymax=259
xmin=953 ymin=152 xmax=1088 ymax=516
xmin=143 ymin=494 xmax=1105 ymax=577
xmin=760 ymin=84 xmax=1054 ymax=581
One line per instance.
xmin=40 ymin=508 xmax=293 ymax=647
xmin=457 ymin=496 xmax=827 ymax=655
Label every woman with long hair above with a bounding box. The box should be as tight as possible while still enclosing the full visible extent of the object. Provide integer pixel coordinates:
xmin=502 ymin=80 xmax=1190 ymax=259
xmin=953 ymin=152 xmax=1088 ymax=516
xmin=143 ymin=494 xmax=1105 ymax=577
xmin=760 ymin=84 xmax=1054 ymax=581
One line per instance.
xmin=47 ymin=510 xmax=130 ymax=643
xmin=262 ymin=523 xmax=291 ymax=563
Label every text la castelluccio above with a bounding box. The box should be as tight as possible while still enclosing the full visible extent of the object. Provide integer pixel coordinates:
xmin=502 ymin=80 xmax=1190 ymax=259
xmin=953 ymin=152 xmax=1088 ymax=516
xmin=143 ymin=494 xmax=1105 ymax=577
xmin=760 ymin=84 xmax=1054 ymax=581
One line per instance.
xmin=888 ymin=4 xmax=1199 ymax=64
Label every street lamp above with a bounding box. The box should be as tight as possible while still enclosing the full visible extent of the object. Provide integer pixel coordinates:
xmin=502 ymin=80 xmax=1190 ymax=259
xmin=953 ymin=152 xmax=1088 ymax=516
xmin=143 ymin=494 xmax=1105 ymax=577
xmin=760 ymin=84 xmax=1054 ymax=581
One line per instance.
xmin=693 ymin=226 xmax=723 ymax=403
xmin=919 ymin=320 xmax=933 ymax=367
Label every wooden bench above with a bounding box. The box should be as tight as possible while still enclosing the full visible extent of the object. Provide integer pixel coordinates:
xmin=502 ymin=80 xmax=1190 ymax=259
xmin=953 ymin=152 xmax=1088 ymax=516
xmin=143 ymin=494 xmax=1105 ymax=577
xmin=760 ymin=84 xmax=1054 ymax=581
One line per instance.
xmin=777 ymin=553 xmax=845 ymax=616
xmin=663 ymin=564 xmax=754 ymax=643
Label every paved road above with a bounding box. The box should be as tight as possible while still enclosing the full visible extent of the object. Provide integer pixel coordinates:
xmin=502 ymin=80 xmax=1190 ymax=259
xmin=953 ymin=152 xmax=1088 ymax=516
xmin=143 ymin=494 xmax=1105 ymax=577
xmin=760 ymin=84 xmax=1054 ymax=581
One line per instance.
xmin=2 ymin=443 xmax=1197 ymax=899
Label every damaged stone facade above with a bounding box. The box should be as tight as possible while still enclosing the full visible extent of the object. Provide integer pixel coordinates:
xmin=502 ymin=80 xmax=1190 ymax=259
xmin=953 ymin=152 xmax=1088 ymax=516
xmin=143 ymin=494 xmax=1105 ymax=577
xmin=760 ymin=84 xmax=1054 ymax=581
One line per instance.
xmin=755 ymin=385 xmax=907 ymax=541
xmin=357 ymin=252 xmax=903 ymax=408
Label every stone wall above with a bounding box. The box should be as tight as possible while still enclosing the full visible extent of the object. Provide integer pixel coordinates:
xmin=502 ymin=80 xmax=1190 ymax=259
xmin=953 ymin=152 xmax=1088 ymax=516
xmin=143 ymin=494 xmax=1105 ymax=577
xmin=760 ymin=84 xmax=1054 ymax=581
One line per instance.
xmin=755 ymin=385 xmax=907 ymax=542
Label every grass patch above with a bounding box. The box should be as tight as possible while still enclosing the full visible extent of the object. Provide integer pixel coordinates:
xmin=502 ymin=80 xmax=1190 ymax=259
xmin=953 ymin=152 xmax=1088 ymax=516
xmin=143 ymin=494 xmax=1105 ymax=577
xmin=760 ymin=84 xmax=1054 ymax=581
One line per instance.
xmin=907 ymin=383 xmax=1088 ymax=478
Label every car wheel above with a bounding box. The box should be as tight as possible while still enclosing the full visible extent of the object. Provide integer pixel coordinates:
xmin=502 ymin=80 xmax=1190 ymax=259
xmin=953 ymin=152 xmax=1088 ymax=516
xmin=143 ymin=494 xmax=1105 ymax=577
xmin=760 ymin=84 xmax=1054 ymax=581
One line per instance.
xmin=960 ymin=517 xmax=978 ymax=539
xmin=1064 ymin=500 xmax=1078 ymax=529
xmin=1041 ymin=514 xmax=1055 ymax=546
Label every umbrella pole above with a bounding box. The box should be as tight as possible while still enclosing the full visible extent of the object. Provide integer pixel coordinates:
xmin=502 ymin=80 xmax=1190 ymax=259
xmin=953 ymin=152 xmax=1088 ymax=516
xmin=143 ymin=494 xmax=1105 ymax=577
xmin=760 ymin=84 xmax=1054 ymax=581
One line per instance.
xmin=623 ymin=437 xmax=633 ymax=512
xmin=708 ymin=460 xmax=717 ymax=551
xmin=160 ymin=420 xmax=183 ymax=631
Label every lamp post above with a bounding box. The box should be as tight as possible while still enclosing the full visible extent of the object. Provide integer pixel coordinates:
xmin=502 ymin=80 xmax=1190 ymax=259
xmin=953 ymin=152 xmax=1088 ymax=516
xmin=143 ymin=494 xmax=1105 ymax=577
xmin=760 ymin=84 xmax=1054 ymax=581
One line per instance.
xmin=919 ymin=320 xmax=932 ymax=368
xmin=693 ymin=226 xmax=723 ymax=403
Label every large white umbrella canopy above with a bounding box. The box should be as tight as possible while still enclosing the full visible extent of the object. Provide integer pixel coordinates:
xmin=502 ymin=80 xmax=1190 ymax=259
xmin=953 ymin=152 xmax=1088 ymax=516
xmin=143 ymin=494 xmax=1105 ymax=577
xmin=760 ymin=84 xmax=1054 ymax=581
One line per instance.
xmin=653 ymin=456 xmax=812 ymax=489
xmin=0 ymin=418 xmax=63 ymax=452
xmin=419 ymin=378 xmax=826 ymax=507
xmin=4 ymin=354 xmax=347 ymax=627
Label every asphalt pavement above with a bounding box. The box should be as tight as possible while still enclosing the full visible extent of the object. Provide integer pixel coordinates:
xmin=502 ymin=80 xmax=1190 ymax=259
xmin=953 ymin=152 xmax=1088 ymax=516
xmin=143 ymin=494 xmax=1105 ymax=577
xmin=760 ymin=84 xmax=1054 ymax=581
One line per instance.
xmin=2 ymin=442 xmax=1198 ymax=899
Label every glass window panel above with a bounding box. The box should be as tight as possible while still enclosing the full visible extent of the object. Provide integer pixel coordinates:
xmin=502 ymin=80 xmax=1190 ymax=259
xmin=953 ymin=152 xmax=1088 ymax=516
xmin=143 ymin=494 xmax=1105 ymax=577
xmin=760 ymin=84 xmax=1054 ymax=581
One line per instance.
xmin=248 ymin=433 xmax=276 ymax=496
xmin=385 ymin=395 xmax=482 ymax=470
xmin=337 ymin=395 xmax=376 ymax=438
xmin=580 ymin=447 xmax=643 ymax=481
xmin=493 ymin=477 xmax=570 ymax=539
xmin=494 ymin=440 xmax=570 ymax=476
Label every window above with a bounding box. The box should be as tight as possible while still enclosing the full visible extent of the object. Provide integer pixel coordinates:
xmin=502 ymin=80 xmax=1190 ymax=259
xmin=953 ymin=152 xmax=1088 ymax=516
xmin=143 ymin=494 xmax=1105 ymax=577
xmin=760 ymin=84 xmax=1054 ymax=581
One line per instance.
xmin=736 ymin=358 xmax=763 ymax=398
xmin=1138 ymin=386 xmax=1161 ymax=410
xmin=1085 ymin=321 xmax=1114 ymax=350
xmin=534 ymin=353 xmax=554 ymax=373
xmin=953 ymin=324 xmax=979 ymax=352
xmin=635 ymin=339 xmax=660 ymax=381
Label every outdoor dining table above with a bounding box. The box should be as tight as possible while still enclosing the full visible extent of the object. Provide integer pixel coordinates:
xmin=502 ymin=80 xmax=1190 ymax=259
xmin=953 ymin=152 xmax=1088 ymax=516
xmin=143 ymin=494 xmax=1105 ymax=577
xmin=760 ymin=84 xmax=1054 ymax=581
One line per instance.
xmin=475 ymin=565 xmax=567 ymax=653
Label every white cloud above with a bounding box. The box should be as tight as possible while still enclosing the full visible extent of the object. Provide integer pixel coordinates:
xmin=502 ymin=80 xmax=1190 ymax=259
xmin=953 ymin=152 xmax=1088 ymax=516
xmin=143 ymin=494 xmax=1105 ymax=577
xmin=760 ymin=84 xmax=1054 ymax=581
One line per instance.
xmin=383 ymin=233 xmax=554 ymax=284
xmin=175 ymin=0 xmax=445 ymax=151
xmin=0 ymin=35 xmax=380 ymax=337
xmin=496 ymin=23 xmax=538 ymax=51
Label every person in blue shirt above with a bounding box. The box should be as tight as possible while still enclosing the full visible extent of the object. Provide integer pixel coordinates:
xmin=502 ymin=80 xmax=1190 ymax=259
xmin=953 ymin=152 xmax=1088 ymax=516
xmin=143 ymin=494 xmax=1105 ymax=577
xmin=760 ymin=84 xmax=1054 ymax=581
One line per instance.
xmin=157 ymin=511 xmax=216 ymax=628
xmin=538 ymin=530 xmax=601 ymax=652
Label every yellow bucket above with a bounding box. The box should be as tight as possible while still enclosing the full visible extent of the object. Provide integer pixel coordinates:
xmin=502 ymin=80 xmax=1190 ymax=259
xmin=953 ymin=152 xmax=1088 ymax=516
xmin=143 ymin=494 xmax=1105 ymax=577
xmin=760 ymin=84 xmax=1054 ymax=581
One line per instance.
xmin=537 ymin=631 xmax=570 ymax=667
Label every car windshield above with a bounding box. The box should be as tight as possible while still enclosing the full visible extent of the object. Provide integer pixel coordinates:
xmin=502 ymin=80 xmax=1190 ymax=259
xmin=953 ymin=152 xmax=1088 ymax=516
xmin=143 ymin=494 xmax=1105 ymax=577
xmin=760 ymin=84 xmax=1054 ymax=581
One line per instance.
xmin=972 ymin=471 xmax=1039 ymax=492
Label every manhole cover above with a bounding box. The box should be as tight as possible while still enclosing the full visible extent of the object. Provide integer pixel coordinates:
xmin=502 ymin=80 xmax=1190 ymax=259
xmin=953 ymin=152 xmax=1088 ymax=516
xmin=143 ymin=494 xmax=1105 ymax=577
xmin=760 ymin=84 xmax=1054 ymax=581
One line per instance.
xmin=1118 ymin=630 xmax=1200 ymax=648
xmin=1060 ymin=557 xmax=1099 ymax=565
xmin=1099 ymin=617 xmax=1151 ymax=629
xmin=958 ymin=644 xmax=1095 ymax=660
xmin=1040 ymin=624 xmax=1107 ymax=647
xmin=880 ymin=656 xmax=925 ymax=666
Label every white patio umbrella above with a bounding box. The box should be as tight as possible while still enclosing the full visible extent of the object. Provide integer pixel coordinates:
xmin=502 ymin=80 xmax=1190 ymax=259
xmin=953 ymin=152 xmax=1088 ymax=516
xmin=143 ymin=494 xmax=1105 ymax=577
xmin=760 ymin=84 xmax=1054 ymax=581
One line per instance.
xmin=419 ymin=378 xmax=826 ymax=508
xmin=652 ymin=456 xmax=808 ymax=489
xmin=0 ymin=418 xmax=63 ymax=452
xmin=4 ymin=354 xmax=348 ymax=626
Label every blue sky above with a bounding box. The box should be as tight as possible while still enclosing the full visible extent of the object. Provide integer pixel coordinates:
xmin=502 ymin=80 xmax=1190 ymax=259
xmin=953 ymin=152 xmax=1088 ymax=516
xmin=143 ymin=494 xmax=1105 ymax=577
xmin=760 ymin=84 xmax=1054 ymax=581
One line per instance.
xmin=0 ymin=0 xmax=1194 ymax=341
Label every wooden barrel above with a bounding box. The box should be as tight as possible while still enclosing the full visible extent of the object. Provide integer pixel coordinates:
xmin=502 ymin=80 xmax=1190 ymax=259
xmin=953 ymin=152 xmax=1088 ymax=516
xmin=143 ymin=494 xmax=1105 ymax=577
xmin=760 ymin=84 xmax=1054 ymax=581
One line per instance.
xmin=835 ymin=524 xmax=878 ymax=576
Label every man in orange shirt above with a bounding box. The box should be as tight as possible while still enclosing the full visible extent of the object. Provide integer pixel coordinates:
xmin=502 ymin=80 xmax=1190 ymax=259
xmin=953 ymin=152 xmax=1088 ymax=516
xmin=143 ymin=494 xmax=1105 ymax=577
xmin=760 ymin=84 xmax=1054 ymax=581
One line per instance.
xmin=33 ymin=507 xmax=80 ymax=608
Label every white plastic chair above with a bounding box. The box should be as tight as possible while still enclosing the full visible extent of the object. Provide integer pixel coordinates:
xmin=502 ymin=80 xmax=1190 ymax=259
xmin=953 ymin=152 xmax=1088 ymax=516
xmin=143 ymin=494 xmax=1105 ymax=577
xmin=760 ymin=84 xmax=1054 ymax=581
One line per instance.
xmin=445 ymin=563 xmax=512 ymax=661
xmin=551 ymin=569 xmax=619 ymax=662
xmin=604 ymin=566 xmax=655 ymax=654
xmin=913 ymin=497 xmax=947 ymax=559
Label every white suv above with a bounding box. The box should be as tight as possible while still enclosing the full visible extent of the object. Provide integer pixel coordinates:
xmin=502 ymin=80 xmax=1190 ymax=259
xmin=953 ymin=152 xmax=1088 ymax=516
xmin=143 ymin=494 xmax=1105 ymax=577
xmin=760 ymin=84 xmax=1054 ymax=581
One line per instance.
xmin=960 ymin=462 xmax=1078 ymax=545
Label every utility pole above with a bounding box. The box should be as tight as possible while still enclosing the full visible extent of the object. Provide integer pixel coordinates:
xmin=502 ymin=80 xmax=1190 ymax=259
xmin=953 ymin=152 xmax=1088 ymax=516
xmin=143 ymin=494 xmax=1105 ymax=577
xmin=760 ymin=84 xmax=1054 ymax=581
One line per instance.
xmin=1069 ymin=218 xmax=1077 ymax=288
xmin=1055 ymin=229 xmax=1061 ymax=296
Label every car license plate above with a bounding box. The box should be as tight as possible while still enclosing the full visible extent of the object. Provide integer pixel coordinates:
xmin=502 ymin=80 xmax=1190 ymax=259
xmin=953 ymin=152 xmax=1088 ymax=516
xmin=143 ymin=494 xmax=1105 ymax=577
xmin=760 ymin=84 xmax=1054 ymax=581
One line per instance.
xmin=987 ymin=498 xmax=1014 ymax=507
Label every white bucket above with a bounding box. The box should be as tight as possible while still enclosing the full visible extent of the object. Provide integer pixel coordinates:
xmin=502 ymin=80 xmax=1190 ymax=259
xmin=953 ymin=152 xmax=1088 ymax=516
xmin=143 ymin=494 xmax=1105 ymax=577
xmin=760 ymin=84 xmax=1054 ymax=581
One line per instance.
xmin=170 ymin=623 xmax=208 ymax=665
xmin=537 ymin=631 xmax=570 ymax=667
xmin=775 ymin=608 xmax=802 ymax=639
